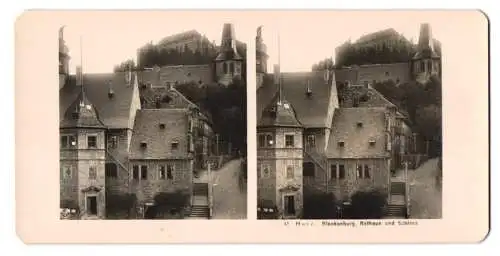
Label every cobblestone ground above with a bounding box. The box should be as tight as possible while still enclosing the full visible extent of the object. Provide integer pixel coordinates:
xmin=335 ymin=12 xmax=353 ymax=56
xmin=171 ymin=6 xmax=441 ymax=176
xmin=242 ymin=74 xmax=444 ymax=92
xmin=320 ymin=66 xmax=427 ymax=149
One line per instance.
xmin=394 ymin=158 xmax=442 ymax=219
xmin=211 ymin=159 xmax=247 ymax=219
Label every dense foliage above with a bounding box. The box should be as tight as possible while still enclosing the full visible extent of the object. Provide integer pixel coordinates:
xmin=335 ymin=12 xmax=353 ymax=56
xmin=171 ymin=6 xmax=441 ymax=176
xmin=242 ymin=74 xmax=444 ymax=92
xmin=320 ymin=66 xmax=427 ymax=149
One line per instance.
xmin=372 ymin=76 xmax=442 ymax=157
xmin=106 ymin=193 xmax=137 ymax=218
xmin=302 ymin=189 xmax=338 ymax=219
xmin=175 ymin=78 xmax=247 ymax=155
xmin=348 ymin=189 xmax=388 ymax=219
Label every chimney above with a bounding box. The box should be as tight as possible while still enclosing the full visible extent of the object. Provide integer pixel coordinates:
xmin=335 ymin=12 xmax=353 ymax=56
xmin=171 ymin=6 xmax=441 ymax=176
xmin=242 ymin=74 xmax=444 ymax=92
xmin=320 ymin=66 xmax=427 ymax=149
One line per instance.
xmin=324 ymin=69 xmax=330 ymax=84
xmin=76 ymin=66 xmax=83 ymax=86
xmin=125 ymin=69 xmax=132 ymax=86
xmin=306 ymin=80 xmax=312 ymax=96
xmin=273 ymin=64 xmax=280 ymax=85
xmin=107 ymin=81 xmax=114 ymax=99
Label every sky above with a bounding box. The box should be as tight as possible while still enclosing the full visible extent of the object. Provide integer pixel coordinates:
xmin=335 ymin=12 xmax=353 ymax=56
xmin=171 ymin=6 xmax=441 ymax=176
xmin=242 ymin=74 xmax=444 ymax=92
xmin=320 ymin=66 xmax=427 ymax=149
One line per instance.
xmin=61 ymin=11 xmax=447 ymax=74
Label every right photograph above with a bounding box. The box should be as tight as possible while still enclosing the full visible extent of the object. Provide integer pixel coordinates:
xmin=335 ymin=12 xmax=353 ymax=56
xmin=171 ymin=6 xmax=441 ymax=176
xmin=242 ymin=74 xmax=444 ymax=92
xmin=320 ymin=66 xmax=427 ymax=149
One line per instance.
xmin=255 ymin=20 xmax=442 ymax=220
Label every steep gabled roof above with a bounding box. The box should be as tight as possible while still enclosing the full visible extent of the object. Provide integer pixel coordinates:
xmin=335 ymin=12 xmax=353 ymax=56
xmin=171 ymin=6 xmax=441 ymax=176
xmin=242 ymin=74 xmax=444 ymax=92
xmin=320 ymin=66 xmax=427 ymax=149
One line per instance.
xmin=129 ymin=109 xmax=191 ymax=160
xmin=257 ymin=71 xmax=333 ymax=128
xmin=60 ymin=87 xmax=105 ymax=129
xmin=59 ymin=72 xmax=138 ymax=129
xmin=258 ymin=91 xmax=302 ymax=128
xmin=326 ymin=107 xmax=390 ymax=159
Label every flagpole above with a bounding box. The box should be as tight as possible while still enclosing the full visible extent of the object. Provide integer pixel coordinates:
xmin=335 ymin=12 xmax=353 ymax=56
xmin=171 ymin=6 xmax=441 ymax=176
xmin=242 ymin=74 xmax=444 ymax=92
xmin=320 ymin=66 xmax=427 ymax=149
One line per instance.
xmin=277 ymin=32 xmax=282 ymax=104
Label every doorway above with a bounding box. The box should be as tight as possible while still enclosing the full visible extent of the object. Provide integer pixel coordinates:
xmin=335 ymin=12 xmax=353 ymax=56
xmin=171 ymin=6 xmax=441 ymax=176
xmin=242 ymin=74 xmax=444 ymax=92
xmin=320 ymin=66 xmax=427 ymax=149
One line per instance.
xmin=87 ymin=196 xmax=97 ymax=215
xmin=284 ymin=195 xmax=295 ymax=216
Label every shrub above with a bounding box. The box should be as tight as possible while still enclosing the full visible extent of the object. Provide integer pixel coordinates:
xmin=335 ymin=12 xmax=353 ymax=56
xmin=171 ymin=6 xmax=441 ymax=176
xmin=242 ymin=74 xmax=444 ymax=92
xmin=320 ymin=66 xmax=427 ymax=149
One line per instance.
xmin=349 ymin=188 xmax=388 ymax=219
xmin=303 ymin=191 xmax=339 ymax=219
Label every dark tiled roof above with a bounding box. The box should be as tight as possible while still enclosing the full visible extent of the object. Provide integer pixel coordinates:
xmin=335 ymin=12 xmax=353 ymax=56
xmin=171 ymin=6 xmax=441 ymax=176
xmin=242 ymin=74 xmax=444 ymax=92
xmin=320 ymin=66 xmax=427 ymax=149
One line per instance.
xmin=59 ymin=72 xmax=138 ymax=129
xmin=60 ymin=88 xmax=105 ymax=129
xmin=412 ymin=48 xmax=439 ymax=59
xmin=257 ymin=71 xmax=334 ymax=128
xmin=215 ymin=50 xmax=243 ymax=61
xmin=326 ymin=107 xmax=390 ymax=159
xmin=138 ymin=64 xmax=213 ymax=87
xmin=258 ymin=92 xmax=302 ymax=128
xmin=341 ymin=85 xmax=396 ymax=109
xmin=129 ymin=109 xmax=191 ymax=160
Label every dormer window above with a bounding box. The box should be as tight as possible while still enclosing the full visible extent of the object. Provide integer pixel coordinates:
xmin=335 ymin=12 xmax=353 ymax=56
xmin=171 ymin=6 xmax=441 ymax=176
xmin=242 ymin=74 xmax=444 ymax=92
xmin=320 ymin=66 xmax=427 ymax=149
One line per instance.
xmin=369 ymin=140 xmax=376 ymax=147
xmin=171 ymin=141 xmax=179 ymax=150
xmin=108 ymin=89 xmax=114 ymax=99
xmin=357 ymin=122 xmax=363 ymax=128
xmin=140 ymin=142 xmax=147 ymax=149
xmin=338 ymin=141 xmax=345 ymax=148
xmin=159 ymin=123 xmax=166 ymax=129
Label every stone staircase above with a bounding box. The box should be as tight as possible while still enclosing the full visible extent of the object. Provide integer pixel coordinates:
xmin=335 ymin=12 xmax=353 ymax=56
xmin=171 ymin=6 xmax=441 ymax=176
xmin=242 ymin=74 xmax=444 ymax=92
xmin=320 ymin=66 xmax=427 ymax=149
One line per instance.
xmin=386 ymin=181 xmax=408 ymax=218
xmin=189 ymin=183 xmax=210 ymax=219
xmin=188 ymin=205 xmax=210 ymax=218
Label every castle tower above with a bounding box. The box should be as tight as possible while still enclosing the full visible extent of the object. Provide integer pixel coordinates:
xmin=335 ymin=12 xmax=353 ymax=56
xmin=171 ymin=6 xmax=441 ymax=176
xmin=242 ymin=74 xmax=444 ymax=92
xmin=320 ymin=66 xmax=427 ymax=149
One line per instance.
xmin=60 ymin=67 xmax=107 ymax=219
xmin=59 ymin=26 xmax=70 ymax=89
xmin=256 ymin=26 xmax=269 ymax=89
xmin=411 ymin=23 xmax=441 ymax=84
xmin=257 ymin=66 xmax=304 ymax=219
xmin=214 ymin=23 xmax=243 ymax=86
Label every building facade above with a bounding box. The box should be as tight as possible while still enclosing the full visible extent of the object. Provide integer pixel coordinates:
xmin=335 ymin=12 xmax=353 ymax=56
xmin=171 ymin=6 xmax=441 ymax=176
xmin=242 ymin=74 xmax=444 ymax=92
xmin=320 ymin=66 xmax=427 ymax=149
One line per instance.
xmin=256 ymin=23 xmax=436 ymax=219
xmin=59 ymin=23 xmax=239 ymax=219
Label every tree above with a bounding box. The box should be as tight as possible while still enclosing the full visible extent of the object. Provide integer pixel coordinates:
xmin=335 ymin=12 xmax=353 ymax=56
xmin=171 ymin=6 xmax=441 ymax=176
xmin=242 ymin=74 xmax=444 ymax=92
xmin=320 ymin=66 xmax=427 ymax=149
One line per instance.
xmin=151 ymin=191 xmax=190 ymax=218
xmin=113 ymin=59 xmax=136 ymax=72
xmin=106 ymin=193 xmax=137 ymax=219
xmin=415 ymin=104 xmax=442 ymax=157
xmin=303 ymin=190 xmax=338 ymax=219
xmin=349 ymin=189 xmax=387 ymax=219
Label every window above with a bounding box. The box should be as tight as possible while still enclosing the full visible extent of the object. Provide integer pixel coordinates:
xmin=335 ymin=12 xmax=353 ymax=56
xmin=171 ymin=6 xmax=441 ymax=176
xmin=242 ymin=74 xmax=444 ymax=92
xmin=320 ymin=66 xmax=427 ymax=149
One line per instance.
xmin=369 ymin=140 xmax=376 ymax=147
xmin=303 ymin=162 xmax=315 ymax=177
xmin=105 ymin=163 xmax=117 ymax=178
xmin=258 ymin=134 xmax=266 ymax=148
xmin=286 ymin=166 xmax=294 ymax=179
xmin=141 ymin=165 xmax=148 ymax=180
xmin=364 ymin=165 xmax=371 ymax=179
xmin=385 ymin=71 xmax=390 ymax=76
xmin=307 ymin=135 xmax=316 ymax=147
xmin=89 ymin=166 xmax=97 ymax=180
xmin=338 ymin=165 xmax=345 ymax=179
xmin=63 ymin=166 xmax=71 ymax=178
xmin=330 ymin=164 xmax=337 ymax=180
xmin=261 ymin=164 xmax=271 ymax=178
xmin=229 ymin=62 xmax=234 ymax=74
xmin=132 ymin=165 xmax=139 ymax=180
xmin=259 ymin=134 xmax=274 ymax=147
xmin=338 ymin=141 xmax=345 ymax=148
xmin=60 ymin=135 xmax=77 ymax=148
xmin=87 ymin=135 xmax=97 ymax=148
xmin=285 ymin=134 xmax=294 ymax=147
xmin=167 ymin=165 xmax=174 ymax=180
xmin=356 ymin=164 xmax=363 ymax=178
xmin=107 ymin=135 xmax=118 ymax=149
xmin=159 ymin=123 xmax=166 ymax=129
xmin=158 ymin=165 xmax=166 ymax=180
xmin=171 ymin=141 xmax=179 ymax=150
xmin=420 ymin=61 xmax=425 ymax=72
xmin=223 ymin=63 xmax=228 ymax=74
xmin=140 ymin=142 xmax=147 ymax=149
xmin=357 ymin=122 xmax=363 ymax=128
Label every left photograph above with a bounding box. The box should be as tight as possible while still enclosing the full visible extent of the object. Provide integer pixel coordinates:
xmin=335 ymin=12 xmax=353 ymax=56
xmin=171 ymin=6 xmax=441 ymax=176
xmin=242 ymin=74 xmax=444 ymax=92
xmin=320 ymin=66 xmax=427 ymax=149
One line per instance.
xmin=59 ymin=16 xmax=247 ymax=220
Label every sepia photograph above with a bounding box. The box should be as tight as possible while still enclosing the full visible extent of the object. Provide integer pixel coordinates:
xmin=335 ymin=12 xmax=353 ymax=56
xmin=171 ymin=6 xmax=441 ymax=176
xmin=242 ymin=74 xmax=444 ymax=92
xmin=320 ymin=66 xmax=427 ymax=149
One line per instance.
xmin=15 ymin=10 xmax=488 ymax=244
xmin=256 ymin=21 xmax=443 ymax=220
xmin=58 ymin=16 xmax=248 ymax=220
